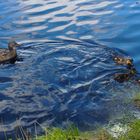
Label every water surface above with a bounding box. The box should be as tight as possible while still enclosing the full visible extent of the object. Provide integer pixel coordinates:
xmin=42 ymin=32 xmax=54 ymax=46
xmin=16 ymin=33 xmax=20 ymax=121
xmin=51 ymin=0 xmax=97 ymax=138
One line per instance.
xmin=0 ymin=0 xmax=140 ymax=138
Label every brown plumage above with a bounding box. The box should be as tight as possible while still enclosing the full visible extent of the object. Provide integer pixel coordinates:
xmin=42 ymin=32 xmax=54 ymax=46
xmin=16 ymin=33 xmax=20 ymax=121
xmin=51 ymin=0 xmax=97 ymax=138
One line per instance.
xmin=113 ymin=56 xmax=133 ymax=67
xmin=0 ymin=41 xmax=20 ymax=63
xmin=114 ymin=73 xmax=130 ymax=83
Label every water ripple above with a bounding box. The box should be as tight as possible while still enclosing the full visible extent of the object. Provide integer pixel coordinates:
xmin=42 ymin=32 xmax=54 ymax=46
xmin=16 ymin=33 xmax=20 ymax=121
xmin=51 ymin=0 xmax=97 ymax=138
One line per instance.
xmin=0 ymin=0 xmax=140 ymax=138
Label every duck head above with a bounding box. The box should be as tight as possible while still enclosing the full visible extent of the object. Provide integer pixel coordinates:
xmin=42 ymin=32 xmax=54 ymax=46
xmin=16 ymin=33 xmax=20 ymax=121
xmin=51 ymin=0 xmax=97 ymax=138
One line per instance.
xmin=8 ymin=41 xmax=20 ymax=50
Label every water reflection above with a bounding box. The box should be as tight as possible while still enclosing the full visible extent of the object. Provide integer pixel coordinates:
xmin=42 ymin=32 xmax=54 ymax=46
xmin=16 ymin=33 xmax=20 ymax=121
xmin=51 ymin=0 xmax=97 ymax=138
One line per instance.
xmin=0 ymin=0 xmax=140 ymax=138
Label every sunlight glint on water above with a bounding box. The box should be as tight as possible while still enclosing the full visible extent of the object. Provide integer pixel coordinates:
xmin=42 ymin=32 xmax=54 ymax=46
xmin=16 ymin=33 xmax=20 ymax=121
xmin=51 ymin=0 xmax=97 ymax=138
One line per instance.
xmin=0 ymin=0 xmax=140 ymax=138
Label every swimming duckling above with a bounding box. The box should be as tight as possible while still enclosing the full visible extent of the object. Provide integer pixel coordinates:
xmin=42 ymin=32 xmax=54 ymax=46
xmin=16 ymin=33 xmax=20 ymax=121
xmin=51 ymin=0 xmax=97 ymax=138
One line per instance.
xmin=129 ymin=68 xmax=137 ymax=75
xmin=0 ymin=41 xmax=20 ymax=64
xmin=114 ymin=68 xmax=137 ymax=83
xmin=113 ymin=56 xmax=133 ymax=68
xmin=114 ymin=73 xmax=130 ymax=83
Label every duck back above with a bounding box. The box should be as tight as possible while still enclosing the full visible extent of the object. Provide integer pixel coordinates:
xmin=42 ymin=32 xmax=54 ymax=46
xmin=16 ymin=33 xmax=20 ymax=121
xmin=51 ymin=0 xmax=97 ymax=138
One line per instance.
xmin=0 ymin=48 xmax=17 ymax=63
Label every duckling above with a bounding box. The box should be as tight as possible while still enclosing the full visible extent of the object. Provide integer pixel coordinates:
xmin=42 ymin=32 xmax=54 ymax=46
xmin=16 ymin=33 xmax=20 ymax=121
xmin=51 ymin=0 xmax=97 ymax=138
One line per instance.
xmin=114 ymin=73 xmax=130 ymax=83
xmin=114 ymin=68 xmax=137 ymax=83
xmin=129 ymin=68 xmax=137 ymax=75
xmin=113 ymin=56 xmax=133 ymax=68
xmin=0 ymin=41 xmax=20 ymax=64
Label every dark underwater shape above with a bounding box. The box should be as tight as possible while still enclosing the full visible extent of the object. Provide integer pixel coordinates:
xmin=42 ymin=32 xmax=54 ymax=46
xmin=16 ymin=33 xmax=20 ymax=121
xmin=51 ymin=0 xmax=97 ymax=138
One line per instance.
xmin=0 ymin=76 xmax=13 ymax=83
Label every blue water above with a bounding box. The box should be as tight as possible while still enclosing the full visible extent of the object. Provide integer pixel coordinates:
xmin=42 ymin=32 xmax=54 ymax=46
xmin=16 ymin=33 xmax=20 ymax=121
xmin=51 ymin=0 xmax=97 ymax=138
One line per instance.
xmin=0 ymin=0 xmax=140 ymax=138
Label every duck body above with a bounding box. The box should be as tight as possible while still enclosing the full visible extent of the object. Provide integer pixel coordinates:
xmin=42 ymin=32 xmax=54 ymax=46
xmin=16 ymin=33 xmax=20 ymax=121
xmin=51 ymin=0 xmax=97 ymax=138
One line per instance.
xmin=0 ymin=48 xmax=17 ymax=63
xmin=0 ymin=41 xmax=19 ymax=64
xmin=114 ymin=73 xmax=130 ymax=83
xmin=113 ymin=56 xmax=140 ymax=83
xmin=113 ymin=56 xmax=133 ymax=68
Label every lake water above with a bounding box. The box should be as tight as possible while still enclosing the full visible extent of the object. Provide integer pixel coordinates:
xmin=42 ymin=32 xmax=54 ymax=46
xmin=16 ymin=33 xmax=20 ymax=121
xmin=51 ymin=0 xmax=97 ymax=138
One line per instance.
xmin=0 ymin=0 xmax=140 ymax=138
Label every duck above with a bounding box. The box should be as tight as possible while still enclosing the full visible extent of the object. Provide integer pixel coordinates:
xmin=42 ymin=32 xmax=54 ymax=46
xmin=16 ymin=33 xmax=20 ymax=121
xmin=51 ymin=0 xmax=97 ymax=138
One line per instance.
xmin=113 ymin=56 xmax=133 ymax=68
xmin=114 ymin=73 xmax=130 ymax=83
xmin=0 ymin=41 xmax=20 ymax=64
xmin=114 ymin=68 xmax=137 ymax=83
